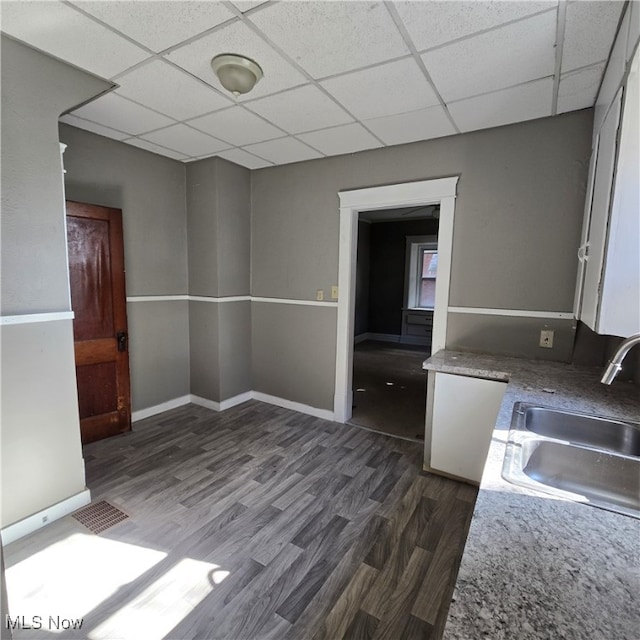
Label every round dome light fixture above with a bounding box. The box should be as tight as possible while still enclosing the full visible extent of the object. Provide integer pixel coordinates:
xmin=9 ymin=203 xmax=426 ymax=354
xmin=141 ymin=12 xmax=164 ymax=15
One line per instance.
xmin=211 ymin=53 xmax=263 ymax=97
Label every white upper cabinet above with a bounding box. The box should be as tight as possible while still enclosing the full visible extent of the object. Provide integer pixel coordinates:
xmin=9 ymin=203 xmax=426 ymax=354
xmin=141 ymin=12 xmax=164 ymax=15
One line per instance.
xmin=575 ymin=5 xmax=640 ymax=337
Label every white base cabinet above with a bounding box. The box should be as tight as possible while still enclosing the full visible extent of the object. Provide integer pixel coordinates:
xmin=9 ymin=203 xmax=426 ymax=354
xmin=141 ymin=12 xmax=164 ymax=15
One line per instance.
xmin=428 ymin=372 xmax=506 ymax=483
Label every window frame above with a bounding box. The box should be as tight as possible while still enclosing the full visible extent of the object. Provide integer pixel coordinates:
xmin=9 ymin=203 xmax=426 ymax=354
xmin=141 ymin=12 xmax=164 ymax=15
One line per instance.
xmin=405 ymin=235 xmax=438 ymax=311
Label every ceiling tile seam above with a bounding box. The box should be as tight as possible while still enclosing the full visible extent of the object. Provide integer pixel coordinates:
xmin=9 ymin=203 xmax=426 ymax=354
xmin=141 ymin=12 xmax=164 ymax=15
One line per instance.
xmin=416 ymin=5 xmax=560 ymax=56
xmin=314 ymin=53 xmax=415 ymax=84
xmin=446 ymin=74 xmax=556 ymax=106
xmin=61 ymin=113 xmax=130 ymax=138
xmin=61 ymin=0 xmax=158 ymax=57
xmin=552 ymin=1 xmax=569 ymax=116
xmin=233 ymin=4 xmax=388 ymax=149
xmin=158 ymin=57 xmax=237 ymax=104
xmin=110 ymin=54 xmax=164 ymax=81
xmin=384 ymin=2 xmax=461 ymax=135
xmin=592 ymin=1 xmax=632 ymax=112
xmin=154 ymin=14 xmax=241 ymax=57
xmin=560 ymin=59 xmax=608 ymax=79
xmin=122 ymin=136 xmax=191 ymax=158
xmin=108 ymin=93 xmax=182 ymax=126
xmin=207 ymin=148 xmax=275 ymax=167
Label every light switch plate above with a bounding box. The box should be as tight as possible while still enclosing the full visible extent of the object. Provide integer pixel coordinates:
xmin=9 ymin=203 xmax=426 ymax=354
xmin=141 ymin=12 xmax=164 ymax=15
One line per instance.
xmin=316 ymin=289 xmax=324 ymax=301
xmin=331 ymin=285 xmax=339 ymax=299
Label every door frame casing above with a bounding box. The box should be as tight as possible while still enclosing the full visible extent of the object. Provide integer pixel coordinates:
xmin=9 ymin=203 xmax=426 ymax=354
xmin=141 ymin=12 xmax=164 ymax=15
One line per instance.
xmin=333 ymin=177 xmax=459 ymax=423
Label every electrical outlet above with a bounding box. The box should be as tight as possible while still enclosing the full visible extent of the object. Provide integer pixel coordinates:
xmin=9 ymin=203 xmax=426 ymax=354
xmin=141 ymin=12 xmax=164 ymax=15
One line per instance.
xmin=539 ymin=330 xmax=554 ymax=348
xmin=331 ymin=285 xmax=339 ymax=299
xmin=316 ymin=289 xmax=324 ymax=301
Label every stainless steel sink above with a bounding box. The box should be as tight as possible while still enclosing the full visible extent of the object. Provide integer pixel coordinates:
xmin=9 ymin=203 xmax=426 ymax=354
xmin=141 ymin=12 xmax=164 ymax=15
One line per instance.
xmin=503 ymin=403 xmax=640 ymax=519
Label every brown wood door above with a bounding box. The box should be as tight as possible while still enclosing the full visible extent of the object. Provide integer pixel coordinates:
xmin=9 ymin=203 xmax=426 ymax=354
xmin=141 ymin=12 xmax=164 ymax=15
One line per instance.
xmin=66 ymin=200 xmax=131 ymax=444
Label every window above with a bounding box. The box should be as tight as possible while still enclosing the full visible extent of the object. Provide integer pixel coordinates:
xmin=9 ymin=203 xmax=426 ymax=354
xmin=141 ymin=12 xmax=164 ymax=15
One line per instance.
xmin=405 ymin=237 xmax=438 ymax=310
xmin=419 ymin=248 xmax=438 ymax=308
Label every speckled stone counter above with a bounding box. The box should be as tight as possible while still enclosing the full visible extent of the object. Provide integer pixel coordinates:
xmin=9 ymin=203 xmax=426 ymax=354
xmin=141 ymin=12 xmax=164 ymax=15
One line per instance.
xmin=422 ymin=351 xmax=640 ymax=640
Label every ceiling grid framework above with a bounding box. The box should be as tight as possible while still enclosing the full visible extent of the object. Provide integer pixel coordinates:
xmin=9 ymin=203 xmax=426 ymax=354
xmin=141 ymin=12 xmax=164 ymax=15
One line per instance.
xmin=0 ymin=0 xmax=626 ymax=167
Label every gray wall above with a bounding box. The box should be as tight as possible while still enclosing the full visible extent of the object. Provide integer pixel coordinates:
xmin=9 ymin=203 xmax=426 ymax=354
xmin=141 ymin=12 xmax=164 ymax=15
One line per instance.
xmin=251 ymin=111 xmax=593 ymax=409
xmin=186 ymin=157 xmax=252 ymax=403
xmin=355 ymin=221 xmax=371 ymax=336
xmin=368 ymin=219 xmax=439 ymax=335
xmin=0 ymin=37 xmax=111 ymax=528
xmin=60 ymin=123 xmax=190 ymax=412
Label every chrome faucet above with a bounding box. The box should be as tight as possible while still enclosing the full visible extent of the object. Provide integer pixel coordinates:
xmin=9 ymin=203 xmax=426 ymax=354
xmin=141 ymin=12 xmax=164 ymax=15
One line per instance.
xmin=600 ymin=333 xmax=640 ymax=384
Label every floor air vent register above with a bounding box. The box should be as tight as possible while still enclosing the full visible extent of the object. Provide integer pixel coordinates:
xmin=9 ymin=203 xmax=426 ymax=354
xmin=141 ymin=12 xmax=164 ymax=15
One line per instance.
xmin=72 ymin=500 xmax=129 ymax=534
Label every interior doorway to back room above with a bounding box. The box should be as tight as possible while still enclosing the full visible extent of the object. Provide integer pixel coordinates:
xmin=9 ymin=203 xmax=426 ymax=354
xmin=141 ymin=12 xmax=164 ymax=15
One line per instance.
xmin=349 ymin=206 xmax=440 ymax=441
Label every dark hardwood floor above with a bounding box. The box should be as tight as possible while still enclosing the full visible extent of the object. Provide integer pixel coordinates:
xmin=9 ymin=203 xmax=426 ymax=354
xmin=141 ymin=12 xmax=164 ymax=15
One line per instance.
xmin=5 ymin=401 xmax=477 ymax=640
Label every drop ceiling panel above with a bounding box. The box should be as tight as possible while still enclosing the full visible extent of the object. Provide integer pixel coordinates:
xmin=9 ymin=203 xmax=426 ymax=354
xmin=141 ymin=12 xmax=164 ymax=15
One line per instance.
xmin=423 ymin=10 xmax=557 ymax=102
xmin=448 ymin=78 xmax=553 ymax=132
xmin=188 ymin=107 xmax=283 ymax=147
xmin=216 ymin=148 xmax=273 ymax=170
xmin=557 ymin=64 xmax=606 ymax=115
xmin=298 ymin=123 xmax=382 ymax=156
xmin=230 ymin=1 xmax=269 ymax=13
xmin=141 ymin=124 xmax=230 ymax=157
xmin=364 ymin=106 xmax=456 ymax=146
xmin=0 ymin=1 xmax=149 ymax=78
xmin=245 ymin=85 xmax=353 ymax=134
xmin=122 ymin=137 xmax=190 ymax=161
xmin=72 ymin=93 xmax=175 ymax=135
xmin=243 ymin=137 xmax=323 ymax=165
xmin=395 ymin=0 xmax=558 ymax=51
xmin=114 ymin=59 xmax=232 ymax=121
xmin=70 ymin=0 xmax=235 ymax=53
xmin=320 ymin=58 xmax=440 ymax=121
xmin=166 ymin=20 xmax=308 ymax=100
xmin=561 ymin=1 xmax=624 ymax=72
xmin=249 ymin=1 xmax=409 ymax=78
xmin=59 ymin=115 xmax=129 ymax=141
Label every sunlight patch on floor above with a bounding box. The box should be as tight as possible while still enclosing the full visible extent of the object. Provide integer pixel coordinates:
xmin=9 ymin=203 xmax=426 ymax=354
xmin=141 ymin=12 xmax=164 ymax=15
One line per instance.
xmin=88 ymin=558 xmax=228 ymax=640
xmin=6 ymin=533 xmax=166 ymax=630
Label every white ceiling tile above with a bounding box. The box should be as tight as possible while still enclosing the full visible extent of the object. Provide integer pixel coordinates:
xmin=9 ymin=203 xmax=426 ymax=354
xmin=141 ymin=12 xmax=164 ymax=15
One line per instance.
xmin=321 ymin=58 xmax=440 ymax=121
xmin=243 ymin=137 xmax=322 ymax=165
xmin=364 ymin=106 xmax=456 ymax=145
xmin=188 ymin=106 xmax=282 ymax=146
xmin=448 ymin=78 xmax=553 ymax=132
xmin=249 ymin=1 xmax=409 ymax=78
xmin=216 ymin=148 xmax=274 ymax=169
xmin=166 ymin=20 xmax=308 ymax=100
xmin=70 ymin=0 xmax=234 ymax=53
xmin=59 ymin=114 xmax=129 ymax=141
xmin=72 ymin=93 xmax=175 ymax=135
xmin=561 ymin=1 xmax=625 ymax=73
xmin=122 ymin=138 xmax=190 ymax=161
xmin=423 ymin=10 xmax=557 ymax=102
xmin=557 ymin=64 xmax=606 ymax=114
xmin=395 ymin=1 xmax=557 ymax=51
xmin=245 ymin=85 xmax=352 ymax=134
xmin=0 ymin=1 xmax=149 ymax=78
xmin=141 ymin=124 xmax=230 ymax=157
xmin=298 ymin=123 xmax=382 ymax=156
xmin=114 ymin=60 xmax=232 ymax=120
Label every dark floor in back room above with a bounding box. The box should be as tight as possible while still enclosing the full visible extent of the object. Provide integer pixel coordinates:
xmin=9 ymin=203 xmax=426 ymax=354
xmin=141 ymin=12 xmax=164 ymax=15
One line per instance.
xmin=350 ymin=340 xmax=429 ymax=441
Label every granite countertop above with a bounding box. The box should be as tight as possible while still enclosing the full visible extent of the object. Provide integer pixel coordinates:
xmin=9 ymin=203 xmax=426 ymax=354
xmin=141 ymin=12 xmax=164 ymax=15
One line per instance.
xmin=422 ymin=350 xmax=640 ymax=640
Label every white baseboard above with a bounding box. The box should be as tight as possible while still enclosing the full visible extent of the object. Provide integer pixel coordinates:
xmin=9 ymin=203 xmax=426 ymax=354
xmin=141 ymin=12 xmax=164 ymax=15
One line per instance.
xmin=189 ymin=394 xmax=221 ymax=411
xmin=1 ymin=489 xmax=91 ymax=545
xmin=131 ymin=395 xmax=191 ymax=421
xmin=133 ymin=391 xmax=334 ymax=424
xmin=356 ymin=332 xmax=428 ymax=347
xmin=252 ymin=391 xmax=335 ymax=421
xmin=219 ymin=391 xmax=254 ymax=410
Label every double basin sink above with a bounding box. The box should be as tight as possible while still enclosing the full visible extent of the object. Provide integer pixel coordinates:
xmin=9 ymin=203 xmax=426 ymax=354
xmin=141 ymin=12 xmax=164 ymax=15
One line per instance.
xmin=502 ymin=403 xmax=640 ymax=519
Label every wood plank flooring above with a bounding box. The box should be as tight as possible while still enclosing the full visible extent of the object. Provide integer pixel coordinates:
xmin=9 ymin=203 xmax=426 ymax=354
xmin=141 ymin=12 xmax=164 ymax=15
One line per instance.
xmin=5 ymin=401 xmax=477 ymax=640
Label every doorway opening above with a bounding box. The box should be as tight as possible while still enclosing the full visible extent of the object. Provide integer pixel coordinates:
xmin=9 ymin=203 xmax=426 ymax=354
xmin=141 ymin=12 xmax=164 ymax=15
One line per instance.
xmin=350 ymin=207 xmax=440 ymax=440
xmin=333 ymin=178 xmax=459 ymax=432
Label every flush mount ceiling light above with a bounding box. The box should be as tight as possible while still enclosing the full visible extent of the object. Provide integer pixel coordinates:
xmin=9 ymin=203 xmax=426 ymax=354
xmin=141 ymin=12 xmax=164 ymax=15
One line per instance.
xmin=211 ymin=53 xmax=263 ymax=97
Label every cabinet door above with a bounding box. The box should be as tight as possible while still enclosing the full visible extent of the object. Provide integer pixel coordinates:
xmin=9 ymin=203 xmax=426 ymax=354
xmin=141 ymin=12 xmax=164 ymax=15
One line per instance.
xmin=580 ymin=89 xmax=622 ymax=331
xmin=430 ymin=372 xmax=506 ymax=483
xmin=598 ymin=49 xmax=640 ymax=336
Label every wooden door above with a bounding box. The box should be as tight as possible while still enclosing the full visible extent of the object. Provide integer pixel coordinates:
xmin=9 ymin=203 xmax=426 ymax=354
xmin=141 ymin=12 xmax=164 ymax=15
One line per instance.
xmin=66 ymin=201 xmax=131 ymax=444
